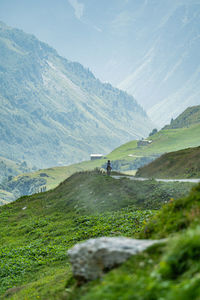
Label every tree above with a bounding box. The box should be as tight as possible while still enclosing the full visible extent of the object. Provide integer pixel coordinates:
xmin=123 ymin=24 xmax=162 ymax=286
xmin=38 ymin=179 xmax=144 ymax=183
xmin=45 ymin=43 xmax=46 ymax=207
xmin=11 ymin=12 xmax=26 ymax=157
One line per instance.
xmin=149 ymin=128 xmax=158 ymax=136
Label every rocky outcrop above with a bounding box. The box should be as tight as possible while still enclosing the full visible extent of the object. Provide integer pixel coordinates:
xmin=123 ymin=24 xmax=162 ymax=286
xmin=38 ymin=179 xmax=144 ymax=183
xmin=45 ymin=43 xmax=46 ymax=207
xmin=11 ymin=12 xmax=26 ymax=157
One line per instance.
xmin=68 ymin=237 xmax=162 ymax=281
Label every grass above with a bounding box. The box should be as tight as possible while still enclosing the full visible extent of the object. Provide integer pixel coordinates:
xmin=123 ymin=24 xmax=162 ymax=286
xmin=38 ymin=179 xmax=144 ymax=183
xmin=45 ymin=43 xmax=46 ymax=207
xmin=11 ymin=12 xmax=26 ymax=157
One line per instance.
xmin=121 ymin=170 xmax=137 ymax=176
xmin=0 ymin=170 xmax=195 ymax=299
xmin=138 ymin=182 xmax=200 ymax=239
xmin=2 ymin=122 xmax=200 ymax=205
xmin=101 ymin=123 xmax=200 ymax=175
xmin=136 ymin=146 xmax=200 ymax=179
xmin=65 ymin=183 xmax=200 ymax=300
xmin=108 ymin=123 xmax=200 ymax=161
xmin=69 ymin=226 xmax=200 ymax=300
xmin=13 ymin=160 xmax=107 ymax=191
xmin=163 ymin=105 xmax=200 ymax=130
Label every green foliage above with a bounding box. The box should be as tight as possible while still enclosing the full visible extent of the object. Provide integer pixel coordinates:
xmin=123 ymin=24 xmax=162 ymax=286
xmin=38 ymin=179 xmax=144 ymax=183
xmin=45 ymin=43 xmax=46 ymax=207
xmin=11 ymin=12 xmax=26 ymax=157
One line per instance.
xmin=69 ymin=227 xmax=200 ymax=300
xmin=0 ymin=206 xmax=152 ymax=296
xmin=138 ymin=183 xmax=200 ymax=239
xmin=46 ymin=171 xmax=194 ymax=212
xmin=0 ymin=170 xmax=195 ymax=298
xmin=66 ymin=184 xmax=200 ymax=300
xmin=157 ymin=227 xmax=200 ymax=280
xmin=149 ymin=128 xmax=158 ymax=136
xmin=0 ymin=171 xmax=199 ymax=299
xmin=0 ymin=171 xmax=158 ymax=296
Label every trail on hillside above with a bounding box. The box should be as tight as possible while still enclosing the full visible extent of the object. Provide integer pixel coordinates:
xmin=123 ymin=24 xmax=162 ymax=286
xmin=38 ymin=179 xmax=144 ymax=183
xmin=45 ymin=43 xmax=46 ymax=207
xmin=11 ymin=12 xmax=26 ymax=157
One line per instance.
xmin=112 ymin=176 xmax=200 ymax=183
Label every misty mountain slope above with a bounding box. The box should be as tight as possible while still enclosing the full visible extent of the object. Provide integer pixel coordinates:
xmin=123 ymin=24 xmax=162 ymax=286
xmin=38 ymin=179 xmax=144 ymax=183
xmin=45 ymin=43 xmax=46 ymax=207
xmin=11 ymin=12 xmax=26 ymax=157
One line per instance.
xmin=118 ymin=0 xmax=200 ymax=127
xmin=0 ymin=21 xmax=153 ymax=168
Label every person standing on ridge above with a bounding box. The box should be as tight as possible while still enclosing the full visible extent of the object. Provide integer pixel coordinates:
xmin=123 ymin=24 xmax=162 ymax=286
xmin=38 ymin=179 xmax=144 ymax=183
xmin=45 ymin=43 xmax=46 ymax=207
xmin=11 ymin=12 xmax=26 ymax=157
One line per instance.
xmin=106 ymin=160 xmax=112 ymax=176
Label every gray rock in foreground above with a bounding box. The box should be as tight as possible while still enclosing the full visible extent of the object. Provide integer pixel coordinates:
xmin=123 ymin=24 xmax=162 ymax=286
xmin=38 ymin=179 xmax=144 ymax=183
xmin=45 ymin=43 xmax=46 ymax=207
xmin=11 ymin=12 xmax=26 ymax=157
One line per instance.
xmin=68 ymin=237 xmax=162 ymax=281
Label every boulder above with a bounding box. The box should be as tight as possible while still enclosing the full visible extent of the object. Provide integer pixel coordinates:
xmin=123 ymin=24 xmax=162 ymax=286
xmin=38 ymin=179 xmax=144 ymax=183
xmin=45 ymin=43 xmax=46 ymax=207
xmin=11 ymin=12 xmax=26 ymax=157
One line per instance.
xmin=68 ymin=237 xmax=162 ymax=281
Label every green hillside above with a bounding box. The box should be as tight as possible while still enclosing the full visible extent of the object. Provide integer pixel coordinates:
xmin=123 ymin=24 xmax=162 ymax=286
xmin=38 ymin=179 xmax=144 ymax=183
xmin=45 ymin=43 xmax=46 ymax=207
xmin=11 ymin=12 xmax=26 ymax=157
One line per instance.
xmin=0 ymin=159 xmax=106 ymax=204
xmin=107 ymin=123 xmax=200 ymax=171
xmin=70 ymin=183 xmax=200 ymax=300
xmin=163 ymin=105 xmax=200 ymax=130
xmin=1 ymin=122 xmax=200 ymax=205
xmin=0 ymin=21 xmax=152 ymax=169
xmin=136 ymin=146 xmax=200 ymax=179
xmin=0 ymin=170 xmax=195 ymax=299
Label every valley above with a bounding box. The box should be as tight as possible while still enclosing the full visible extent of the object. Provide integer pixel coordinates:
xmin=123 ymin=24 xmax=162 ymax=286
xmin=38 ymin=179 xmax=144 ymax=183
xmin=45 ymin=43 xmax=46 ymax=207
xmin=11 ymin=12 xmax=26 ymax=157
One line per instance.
xmin=0 ymin=6 xmax=200 ymax=299
xmin=0 ymin=105 xmax=200 ymax=298
xmin=1 ymin=105 xmax=200 ymax=205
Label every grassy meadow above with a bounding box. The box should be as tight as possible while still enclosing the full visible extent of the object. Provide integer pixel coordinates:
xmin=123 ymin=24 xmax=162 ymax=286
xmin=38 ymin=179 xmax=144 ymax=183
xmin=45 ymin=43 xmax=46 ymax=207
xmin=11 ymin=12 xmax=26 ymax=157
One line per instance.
xmin=136 ymin=146 xmax=200 ymax=179
xmin=0 ymin=170 xmax=196 ymax=299
xmin=67 ymin=182 xmax=200 ymax=300
xmin=13 ymin=159 xmax=107 ymax=191
xmin=108 ymin=123 xmax=200 ymax=161
xmin=2 ymin=122 xmax=200 ymax=206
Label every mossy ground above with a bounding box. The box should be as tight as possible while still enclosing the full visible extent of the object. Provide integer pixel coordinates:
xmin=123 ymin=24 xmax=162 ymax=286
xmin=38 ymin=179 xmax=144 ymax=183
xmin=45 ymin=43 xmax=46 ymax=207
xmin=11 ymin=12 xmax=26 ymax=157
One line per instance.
xmin=0 ymin=170 xmax=196 ymax=299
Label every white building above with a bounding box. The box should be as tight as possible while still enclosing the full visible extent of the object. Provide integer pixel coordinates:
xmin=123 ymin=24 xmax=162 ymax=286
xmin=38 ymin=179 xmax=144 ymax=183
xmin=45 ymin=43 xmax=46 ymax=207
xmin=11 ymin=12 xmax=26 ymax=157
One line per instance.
xmin=90 ymin=154 xmax=104 ymax=160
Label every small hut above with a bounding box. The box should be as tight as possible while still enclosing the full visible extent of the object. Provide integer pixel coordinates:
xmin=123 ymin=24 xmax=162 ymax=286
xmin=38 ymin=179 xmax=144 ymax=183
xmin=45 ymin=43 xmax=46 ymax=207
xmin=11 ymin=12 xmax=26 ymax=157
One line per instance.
xmin=137 ymin=139 xmax=152 ymax=147
xmin=90 ymin=154 xmax=104 ymax=161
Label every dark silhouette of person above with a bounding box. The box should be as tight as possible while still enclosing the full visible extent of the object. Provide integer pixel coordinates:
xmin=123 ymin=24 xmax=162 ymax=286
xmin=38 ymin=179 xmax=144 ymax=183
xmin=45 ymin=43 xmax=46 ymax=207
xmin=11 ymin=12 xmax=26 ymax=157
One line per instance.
xmin=106 ymin=160 xmax=112 ymax=175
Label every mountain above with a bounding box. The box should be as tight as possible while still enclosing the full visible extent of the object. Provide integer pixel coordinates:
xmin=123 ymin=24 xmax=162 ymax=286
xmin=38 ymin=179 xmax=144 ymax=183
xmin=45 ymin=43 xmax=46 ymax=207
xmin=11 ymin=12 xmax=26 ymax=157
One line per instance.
xmin=163 ymin=105 xmax=200 ymax=129
xmin=0 ymin=21 xmax=153 ymax=169
xmin=136 ymin=146 xmax=200 ymax=179
xmin=118 ymin=0 xmax=200 ymax=127
xmin=2 ymin=1 xmax=200 ymax=128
